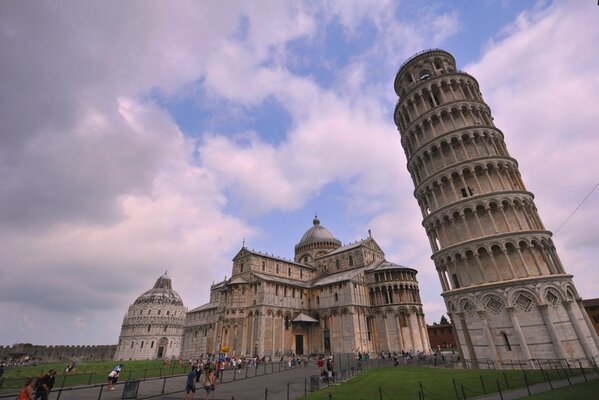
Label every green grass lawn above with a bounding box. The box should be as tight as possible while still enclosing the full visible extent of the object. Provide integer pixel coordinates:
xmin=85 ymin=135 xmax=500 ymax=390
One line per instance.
xmin=525 ymin=378 xmax=599 ymax=399
xmin=0 ymin=360 xmax=189 ymax=390
xmin=298 ymin=365 xmax=596 ymax=400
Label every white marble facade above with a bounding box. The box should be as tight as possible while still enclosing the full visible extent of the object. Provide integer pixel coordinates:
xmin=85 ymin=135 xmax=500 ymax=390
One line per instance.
xmin=180 ymin=217 xmax=430 ymax=358
xmin=393 ymin=49 xmax=599 ymax=366
xmin=115 ymin=273 xmax=185 ymax=360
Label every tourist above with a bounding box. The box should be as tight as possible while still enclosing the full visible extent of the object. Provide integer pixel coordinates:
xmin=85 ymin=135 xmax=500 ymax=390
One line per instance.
xmin=317 ymin=356 xmax=324 ymax=375
xmin=33 ymin=369 xmax=56 ymax=400
xmin=18 ymin=377 xmax=34 ymax=400
xmin=325 ymin=357 xmax=333 ymax=383
xmin=203 ymin=369 xmax=216 ymax=400
xmin=185 ymin=366 xmax=199 ymax=400
xmin=107 ymin=367 xmax=121 ymax=391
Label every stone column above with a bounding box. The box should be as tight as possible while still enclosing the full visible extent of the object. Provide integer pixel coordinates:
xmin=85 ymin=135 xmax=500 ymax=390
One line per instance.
xmin=456 ymin=312 xmax=478 ymax=368
xmin=538 ymin=304 xmax=566 ymax=360
xmin=577 ymin=300 xmax=599 ymax=352
xmin=506 ymin=307 xmax=532 ymax=367
xmin=418 ymin=314 xmax=429 ymax=351
xmin=241 ymin=318 xmax=248 ymax=355
xmin=477 ymin=311 xmax=500 ymax=365
xmin=383 ymin=314 xmax=391 ymax=351
xmin=408 ymin=312 xmax=419 ymax=351
xmin=564 ymin=301 xmax=596 ymax=358
xmin=395 ymin=314 xmax=405 ymax=350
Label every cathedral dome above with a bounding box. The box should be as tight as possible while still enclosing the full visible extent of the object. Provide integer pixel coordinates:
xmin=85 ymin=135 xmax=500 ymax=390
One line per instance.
xmin=298 ymin=216 xmax=339 ymax=245
xmin=133 ymin=272 xmax=183 ymax=306
xmin=295 ymin=216 xmax=342 ymax=263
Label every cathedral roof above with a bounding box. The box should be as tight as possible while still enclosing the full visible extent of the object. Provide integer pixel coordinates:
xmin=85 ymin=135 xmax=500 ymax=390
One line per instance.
xmin=134 ymin=272 xmax=184 ymax=306
xmin=188 ymin=302 xmax=219 ymax=313
xmin=366 ymin=259 xmax=417 ymax=273
xmin=323 ymin=238 xmax=368 ymax=257
xmin=297 ymin=216 xmax=341 ymax=246
xmin=312 ymin=267 xmax=365 ymax=286
xmin=251 ymin=272 xmax=312 ymax=288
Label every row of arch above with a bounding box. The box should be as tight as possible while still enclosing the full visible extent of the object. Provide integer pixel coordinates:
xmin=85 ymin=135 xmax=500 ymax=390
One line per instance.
xmin=395 ymin=76 xmax=483 ymax=133
xmin=416 ymin=160 xmax=525 ymax=214
xmin=434 ymin=236 xmax=564 ymax=290
xmin=447 ymin=281 xmax=579 ymax=316
xmin=369 ymin=285 xmax=421 ymax=306
xmin=408 ymin=129 xmax=510 ymax=184
xmin=424 ymin=195 xmax=544 ymax=250
xmin=395 ymin=52 xmax=456 ymax=97
xmin=399 ymin=103 xmax=495 ymax=156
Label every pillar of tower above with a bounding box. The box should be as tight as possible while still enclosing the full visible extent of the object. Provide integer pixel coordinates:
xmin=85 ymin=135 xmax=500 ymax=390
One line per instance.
xmin=393 ymin=49 xmax=599 ymax=366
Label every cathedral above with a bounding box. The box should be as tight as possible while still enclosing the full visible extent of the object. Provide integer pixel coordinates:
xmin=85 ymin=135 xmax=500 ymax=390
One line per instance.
xmin=115 ymin=217 xmax=430 ymax=360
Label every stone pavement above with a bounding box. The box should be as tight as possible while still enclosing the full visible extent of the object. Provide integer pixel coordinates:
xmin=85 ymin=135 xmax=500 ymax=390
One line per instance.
xmin=157 ymin=366 xmax=321 ymax=400
xmin=0 ymin=363 xmax=326 ymax=400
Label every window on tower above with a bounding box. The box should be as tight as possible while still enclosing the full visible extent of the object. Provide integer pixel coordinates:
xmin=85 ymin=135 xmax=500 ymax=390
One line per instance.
xmin=452 ymin=274 xmax=460 ymax=289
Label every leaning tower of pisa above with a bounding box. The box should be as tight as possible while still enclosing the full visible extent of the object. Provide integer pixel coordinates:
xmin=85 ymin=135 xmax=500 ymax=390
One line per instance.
xmin=392 ymin=49 xmax=599 ymax=367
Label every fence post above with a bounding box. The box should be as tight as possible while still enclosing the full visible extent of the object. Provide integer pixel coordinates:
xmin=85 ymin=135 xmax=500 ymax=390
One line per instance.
xmin=502 ymin=371 xmax=509 ymax=389
xmin=496 ymin=381 xmax=503 ymax=400
xmin=143 ymin=369 xmax=147 ymax=379
xmin=265 ymin=387 xmax=268 ymax=400
xmin=419 ymin=382 xmax=424 ymax=400
xmin=97 ymin=384 xmax=104 ymax=400
xmin=479 ymin=375 xmax=486 ymax=394
xmin=60 ymin=375 xmax=67 ymax=388
xmin=545 ymin=368 xmax=554 ymax=390
xmin=578 ymin=360 xmax=587 ymax=381
xmin=161 ymin=377 xmax=166 ymax=394
xmin=522 ymin=370 xmax=531 ymax=397
xmin=305 ymin=377 xmax=307 ymax=395
xmin=566 ymin=361 xmax=573 ymax=378
xmin=452 ymin=379 xmax=459 ymax=399
xmin=460 ymin=384 xmax=466 ymax=400
xmin=245 ymin=366 xmax=249 ymax=379
xmin=553 ymin=363 xmax=561 ymax=378
xmin=287 ymin=382 xmax=290 ymax=400
xmin=564 ymin=366 xmax=571 ymax=386
xmin=88 ymin=373 xmax=93 ymax=385
xmin=55 ymin=388 xmax=63 ymax=400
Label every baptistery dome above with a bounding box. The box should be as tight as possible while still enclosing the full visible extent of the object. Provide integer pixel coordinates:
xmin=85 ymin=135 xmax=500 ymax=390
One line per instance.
xmin=294 ymin=216 xmax=341 ymax=264
xmin=114 ymin=273 xmax=186 ymax=360
xmin=134 ymin=273 xmax=183 ymax=306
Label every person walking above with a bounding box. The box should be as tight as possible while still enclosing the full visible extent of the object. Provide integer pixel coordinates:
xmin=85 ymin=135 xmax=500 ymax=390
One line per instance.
xmin=185 ymin=366 xmax=199 ymax=400
xmin=34 ymin=369 xmax=56 ymax=400
xmin=203 ymin=369 xmax=216 ymax=400
xmin=18 ymin=378 xmax=34 ymax=400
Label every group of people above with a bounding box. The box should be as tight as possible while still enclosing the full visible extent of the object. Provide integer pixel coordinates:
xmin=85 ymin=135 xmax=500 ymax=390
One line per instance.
xmin=17 ymin=369 xmax=57 ymax=400
xmin=185 ymin=362 xmax=216 ymax=400
xmin=316 ymin=356 xmax=334 ymax=383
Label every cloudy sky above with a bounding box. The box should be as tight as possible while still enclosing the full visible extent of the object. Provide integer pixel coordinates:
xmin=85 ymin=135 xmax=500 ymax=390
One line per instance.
xmin=1 ymin=0 xmax=597 ymax=346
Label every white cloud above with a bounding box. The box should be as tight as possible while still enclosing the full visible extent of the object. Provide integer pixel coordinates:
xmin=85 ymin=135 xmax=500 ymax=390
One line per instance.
xmin=5 ymin=0 xmax=593 ymax=347
xmin=466 ymin=0 xmax=599 ymax=300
